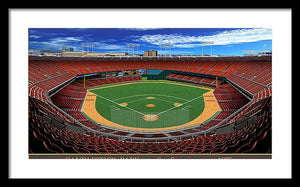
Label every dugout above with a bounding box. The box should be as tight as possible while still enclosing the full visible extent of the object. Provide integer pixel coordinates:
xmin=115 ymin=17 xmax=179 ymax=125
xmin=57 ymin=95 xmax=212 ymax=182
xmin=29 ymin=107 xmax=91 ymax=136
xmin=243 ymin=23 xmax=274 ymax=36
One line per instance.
xmin=141 ymin=70 xmax=172 ymax=80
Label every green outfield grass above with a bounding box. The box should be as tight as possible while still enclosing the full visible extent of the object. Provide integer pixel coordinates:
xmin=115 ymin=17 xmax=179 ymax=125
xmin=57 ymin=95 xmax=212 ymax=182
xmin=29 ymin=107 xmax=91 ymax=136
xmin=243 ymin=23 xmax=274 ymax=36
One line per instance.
xmin=87 ymin=82 xmax=210 ymax=129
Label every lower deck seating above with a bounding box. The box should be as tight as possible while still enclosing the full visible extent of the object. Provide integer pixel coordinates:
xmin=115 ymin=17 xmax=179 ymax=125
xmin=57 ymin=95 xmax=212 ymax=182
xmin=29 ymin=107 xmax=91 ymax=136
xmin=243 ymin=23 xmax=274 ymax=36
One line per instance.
xmin=166 ymin=73 xmax=222 ymax=87
xmin=29 ymin=102 xmax=271 ymax=154
xmin=50 ymin=75 xmax=142 ymax=130
xmin=74 ymin=75 xmax=141 ymax=89
xmin=189 ymin=83 xmax=250 ymax=131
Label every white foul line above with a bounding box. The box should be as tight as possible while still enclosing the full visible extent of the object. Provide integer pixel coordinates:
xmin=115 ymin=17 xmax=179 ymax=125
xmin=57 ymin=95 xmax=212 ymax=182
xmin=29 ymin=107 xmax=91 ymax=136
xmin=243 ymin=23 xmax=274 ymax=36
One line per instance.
xmin=181 ymin=105 xmax=192 ymax=110
xmin=110 ymin=105 xmax=120 ymax=110
xmin=156 ymin=94 xmax=204 ymax=116
xmin=94 ymin=93 xmax=146 ymax=116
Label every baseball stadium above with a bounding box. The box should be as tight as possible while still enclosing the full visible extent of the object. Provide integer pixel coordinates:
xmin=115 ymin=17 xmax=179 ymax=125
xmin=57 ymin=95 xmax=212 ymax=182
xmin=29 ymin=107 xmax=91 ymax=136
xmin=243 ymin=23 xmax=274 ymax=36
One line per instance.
xmin=28 ymin=29 xmax=272 ymax=159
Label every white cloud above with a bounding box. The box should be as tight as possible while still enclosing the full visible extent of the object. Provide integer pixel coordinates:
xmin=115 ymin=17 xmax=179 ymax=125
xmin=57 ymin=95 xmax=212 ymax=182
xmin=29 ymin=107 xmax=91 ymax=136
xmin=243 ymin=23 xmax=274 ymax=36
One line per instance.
xmin=161 ymin=50 xmax=194 ymax=55
xmin=101 ymin=39 xmax=117 ymax=43
xmin=173 ymin=43 xmax=202 ymax=48
xmin=29 ymin=41 xmax=62 ymax=49
xmin=136 ymin=28 xmax=272 ymax=48
xmin=29 ymin=36 xmax=85 ymax=50
xmin=118 ymin=28 xmax=163 ymax=31
xmin=49 ymin=37 xmax=84 ymax=43
xmin=29 ymin=35 xmax=41 ymax=39
xmin=29 ymin=36 xmax=126 ymax=51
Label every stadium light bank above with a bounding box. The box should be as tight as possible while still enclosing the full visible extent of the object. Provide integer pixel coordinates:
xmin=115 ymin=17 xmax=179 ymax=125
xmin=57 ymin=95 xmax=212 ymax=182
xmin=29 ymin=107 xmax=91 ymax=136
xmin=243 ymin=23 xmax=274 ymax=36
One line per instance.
xmin=201 ymin=41 xmax=214 ymax=56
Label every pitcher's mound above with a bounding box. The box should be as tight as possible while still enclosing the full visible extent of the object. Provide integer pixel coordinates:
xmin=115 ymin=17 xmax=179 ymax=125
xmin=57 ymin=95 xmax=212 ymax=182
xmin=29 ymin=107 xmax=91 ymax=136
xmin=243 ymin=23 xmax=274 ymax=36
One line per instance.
xmin=142 ymin=114 xmax=159 ymax=121
xmin=174 ymin=102 xmax=183 ymax=107
xmin=146 ymin=96 xmax=155 ymax=99
xmin=118 ymin=103 xmax=128 ymax=107
xmin=146 ymin=104 xmax=155 ymax=107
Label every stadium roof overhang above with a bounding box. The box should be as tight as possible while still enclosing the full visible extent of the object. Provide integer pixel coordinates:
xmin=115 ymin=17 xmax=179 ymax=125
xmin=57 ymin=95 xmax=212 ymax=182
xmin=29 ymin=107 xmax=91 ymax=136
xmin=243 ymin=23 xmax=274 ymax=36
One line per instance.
xmin=29 ymin=55 xmax=272 ymax=62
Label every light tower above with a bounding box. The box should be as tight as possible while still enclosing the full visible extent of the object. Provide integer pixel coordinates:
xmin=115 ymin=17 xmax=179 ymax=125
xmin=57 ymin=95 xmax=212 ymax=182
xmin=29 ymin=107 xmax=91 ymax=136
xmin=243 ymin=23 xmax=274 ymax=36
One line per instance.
xmin=159 ymin=44 xmax=165 ymax=56
xmin=81 ymin=42 xmax=95 ymax=53
xmin=243 ymin=44 xmax=271 ymax=56
xmin=135 ymin=44 xmax=140 ymax=56
xmin=90 ymin=42 xmax=95 ymax=53
xmin=127 ymin=43 xmax=132 ymax=55
xmin=201 ymin=41 xmax=214 ymax=56
xmin=168 ymin=44 xmax=173 ymax=56
xmin=159 ymin=45 xmax=162 ymax=56
xmin=159 ymin=44 xmax=173 ymax=56
xmin=81 ymin=42 xmax=85 ymax=52
xmin=127 ymin=43 xmax=130 ymax=54
xmin=243 ymin=50 xmax=257 ymax=55
xmin=127 ymin=43 xmax=139 ymax=55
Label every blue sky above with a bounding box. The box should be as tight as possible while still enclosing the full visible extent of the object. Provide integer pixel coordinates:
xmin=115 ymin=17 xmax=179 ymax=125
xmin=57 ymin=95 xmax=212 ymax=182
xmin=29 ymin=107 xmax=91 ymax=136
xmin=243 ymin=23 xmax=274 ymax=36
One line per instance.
xmin=29 ymin=28 xmax=272 ymax=56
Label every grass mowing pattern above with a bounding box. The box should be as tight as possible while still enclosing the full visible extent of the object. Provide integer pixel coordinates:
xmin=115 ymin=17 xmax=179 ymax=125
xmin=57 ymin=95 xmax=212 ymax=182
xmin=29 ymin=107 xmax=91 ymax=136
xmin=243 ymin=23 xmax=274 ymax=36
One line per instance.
xmin=89 ymin=82 xmax=209 ymax=129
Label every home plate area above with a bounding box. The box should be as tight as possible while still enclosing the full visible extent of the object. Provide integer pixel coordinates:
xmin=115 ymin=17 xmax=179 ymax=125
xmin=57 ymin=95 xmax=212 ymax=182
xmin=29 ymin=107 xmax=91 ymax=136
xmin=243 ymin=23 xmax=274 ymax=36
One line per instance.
xmin=142 ymin=114 xmax=159 ymax=121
